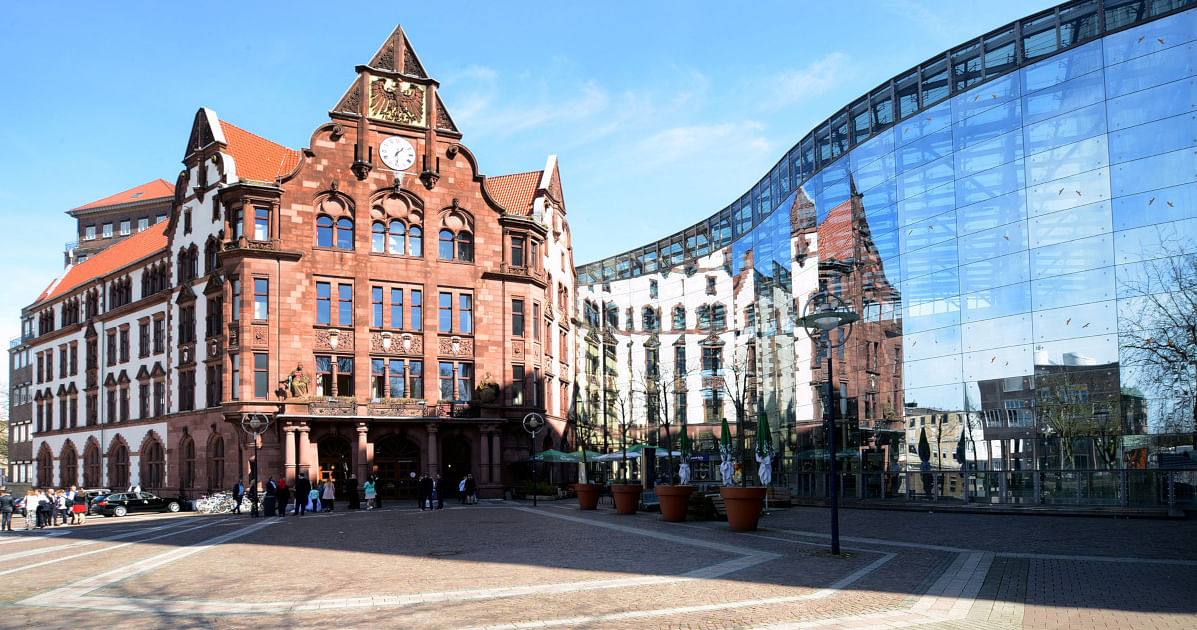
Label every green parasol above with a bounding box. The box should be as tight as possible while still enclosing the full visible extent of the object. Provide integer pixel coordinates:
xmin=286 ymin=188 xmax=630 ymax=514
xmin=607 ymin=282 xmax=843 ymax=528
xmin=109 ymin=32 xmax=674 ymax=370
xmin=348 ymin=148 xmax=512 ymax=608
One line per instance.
xmin=754 ymin=411 xmax=775 ymax=459
xmin=678 ymin=427 xmax=692 ymax=459
xmin=719 ymin=417 xmax=734 ymax=457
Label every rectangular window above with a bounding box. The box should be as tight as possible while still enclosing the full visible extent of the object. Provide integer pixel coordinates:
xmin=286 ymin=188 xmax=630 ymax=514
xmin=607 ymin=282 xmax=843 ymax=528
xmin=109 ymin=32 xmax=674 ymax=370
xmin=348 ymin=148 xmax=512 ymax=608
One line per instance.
xmin=410 ymin=289 xmax=422 ymax=331
xmin=183 ymin=209 xmax=192 ymax=234
xmin=69 ymin=343 xmax=77 ymax=375
xmin=388 ymin=359 xmax=406 ymax=398
xmin=254 ymin=207 xmax=270 ymax=240
xmin=153 ymin=318 xmax=165 ymax=353
xmin=179 ymin=370 xmax=195 ymax=412
xmin=459 ymin=294 xmax=473 ymax=334
xmin=106 ymin=332 xmax=117 ymax=367
xmin=59 ymin=346 xmax=67 ymax=378
xmin=153 ymin=381 xmax=165 ymax=417
xmin=390 ymin=288 xmax=403 ymax=329
xmin=84 ymin=225 xmax=96 ymax=240
xmin=139 ymin=322 xmax=149 ymax=357
xmin=372 ymin=287 xmax=384 ymax=327
xmin=206 ymin=364 xmax=221 ymax=407
xmin=457 ymin=363 xmax=473 ymax=401
xmin=139 ymin=383 xmax=150 ymax=418
xmin=253 ymin=278 xmax=268 ymax=320
xmin=119 ymin=328 xmax=129 ymax=362
xmin=338 ymin=283 xmax=353 ymax=326
xmin=119 ymin=219 xmax=131 ymax=236
xmin=230 ymin=279 xmax=240 ymax=321
xmin=533 ymin=302 xmax=540 ymax=341
xmin=230 ymin=208 xmax=242 ymax=239
xmin=410 ymin=360 xmax=424 ymax=399
xmin=137 ymin=217 xmax=148 ymax=232
xmin=106 ymin=389 xmax=116 ymax=423
xmin=372 ymin=358 xmax=386 ymax=398
xmin=102 ymin=223 xmax=113 ymax=238
xmin=512 ymin=299 xmax=525 ymax=337
xmin=511 ymin=235 xmax=525 ymax=267
xmin=701 ymin=346 xmax=722 ymax=377
xmin=439 ymin=292 xmax=452 ymax=332
xmin=512 ymin=364 xmax=525 ymax=405
xmin=440 ymin=361 xmax=454 ymax=400
xmin=229 ymin=354 xmax=240 ymax=401
xmin=156 ymin=214 xmax=166 ymax=224
xmin=316 ymin=282 xmax=331 ymax=325
xmin=675 ymin=345 xmax=686 ymax=373
xmin=336 ymin=357 xmax=354 ymax=395
xmin=253 ymin=353 xmax=269 ymax=399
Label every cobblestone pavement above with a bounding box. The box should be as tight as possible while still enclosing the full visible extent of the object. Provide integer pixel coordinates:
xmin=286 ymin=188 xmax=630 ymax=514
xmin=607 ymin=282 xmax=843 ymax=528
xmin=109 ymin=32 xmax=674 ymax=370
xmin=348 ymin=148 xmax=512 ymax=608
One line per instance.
xmin=0 ymin=501 xmax=1193 ymax=629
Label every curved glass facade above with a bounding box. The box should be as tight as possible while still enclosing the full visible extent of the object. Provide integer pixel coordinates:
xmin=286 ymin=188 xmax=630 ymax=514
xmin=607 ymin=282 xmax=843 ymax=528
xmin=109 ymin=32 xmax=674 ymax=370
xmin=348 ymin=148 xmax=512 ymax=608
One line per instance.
xmin=577 ymin=2 xmax=1197 ymax=507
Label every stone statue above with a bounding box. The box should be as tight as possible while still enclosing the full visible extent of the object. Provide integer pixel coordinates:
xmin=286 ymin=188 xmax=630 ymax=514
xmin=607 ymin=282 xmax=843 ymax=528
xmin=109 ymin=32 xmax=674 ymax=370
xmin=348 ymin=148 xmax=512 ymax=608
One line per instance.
xmin=287 ymin=363 xmax=310 ymax=398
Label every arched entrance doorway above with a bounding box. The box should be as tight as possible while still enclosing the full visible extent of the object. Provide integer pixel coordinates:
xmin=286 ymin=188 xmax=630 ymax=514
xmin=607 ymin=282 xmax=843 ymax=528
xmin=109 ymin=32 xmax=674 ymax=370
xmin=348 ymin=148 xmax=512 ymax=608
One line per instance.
xmin=441 ymin=435 xmax=472 ymax=499
xmin=374 ymin=435 xmax=420 ymax=499
xmin=318 ymin=436 xmax=353 ymax=497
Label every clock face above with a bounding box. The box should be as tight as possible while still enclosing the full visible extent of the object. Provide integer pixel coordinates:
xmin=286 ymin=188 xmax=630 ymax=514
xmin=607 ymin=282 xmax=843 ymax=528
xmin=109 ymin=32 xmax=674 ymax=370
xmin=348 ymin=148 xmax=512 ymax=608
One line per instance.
xmin=379 ymin=136 xmax=416 ymax=171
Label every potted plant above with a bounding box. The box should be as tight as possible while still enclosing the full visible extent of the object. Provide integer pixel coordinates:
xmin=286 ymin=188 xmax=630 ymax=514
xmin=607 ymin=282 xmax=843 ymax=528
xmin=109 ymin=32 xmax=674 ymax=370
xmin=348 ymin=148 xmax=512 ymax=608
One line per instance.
xmin=569 ymin=401 xmax=601 ymax=510
xmin=719 ymin=414 xmax=768 ymax=531
xmin=644 ymin=362 xmax=693 ymax=521
xmin=657 ymin=425 xmax=693 ymax=521
xmin=610 ymin=387 xmax=641 ymax=514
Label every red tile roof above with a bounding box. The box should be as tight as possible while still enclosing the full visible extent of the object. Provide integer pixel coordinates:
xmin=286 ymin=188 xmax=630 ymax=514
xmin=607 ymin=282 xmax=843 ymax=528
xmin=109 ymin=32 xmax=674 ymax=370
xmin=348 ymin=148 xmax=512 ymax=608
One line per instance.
xmin=71 ymin=179 xmax=174 ymax=213
xmin=35 ymin=222 xmax=169 ymax=304
xmin=485 ymin=171 xmax=542 ymax=215
xmin=219 ymin=119 xmax=302 ymax=183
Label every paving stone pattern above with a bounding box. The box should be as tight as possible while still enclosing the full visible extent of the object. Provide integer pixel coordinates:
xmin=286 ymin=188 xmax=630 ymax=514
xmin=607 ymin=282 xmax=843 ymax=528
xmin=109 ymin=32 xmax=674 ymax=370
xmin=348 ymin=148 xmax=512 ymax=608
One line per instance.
xmin=0 ymin=503 xmax=1194 ymax=629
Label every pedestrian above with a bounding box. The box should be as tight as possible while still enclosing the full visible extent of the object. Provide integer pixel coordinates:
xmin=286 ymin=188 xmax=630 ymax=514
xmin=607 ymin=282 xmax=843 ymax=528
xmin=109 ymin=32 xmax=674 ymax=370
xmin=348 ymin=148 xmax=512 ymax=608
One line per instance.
xmin=465 ymin=474 xmax=477 ymax=505
xmin=72 ymin=490 xmax=88 ymax=526
xmin=277 ymin=477 xmax=290 ymax=518
xmin=459 ymin=477 xmax=467 ymax=504
xmin=294 ymin=474 xmax=311 ymax=516
xmin=247 ymin=483 xmax=259 ymax=518
xmin=36 ymin=490 xmax=52 ymax=528
xmin=56 ymin=490 xmax=70 ymax=526
xmin=417 ymin=474 xmax=429 ymax=511
xmin=232 ymin=479 xmax=245 ymax=515
xmin=346 ymin=474 xmax=359 ymax=510
xmin=264 ymin=476 xmax=278 ymax=517
xmin=66 ymin=486 xmax=78 ymax=525
xmin=0 ymin=488 xmax=14 ymax=532
xmin=322 ymin=480 xmax=335 ymax=512
xmin=309 ymin=483 xmax=320 ymax=513
xmin=24 ymin=490 xmax=37 ymax=531
xmin=363 ymin=477 xmax=376 ymax=510
xmin=435 ymin=474 xmax=444 ymax=509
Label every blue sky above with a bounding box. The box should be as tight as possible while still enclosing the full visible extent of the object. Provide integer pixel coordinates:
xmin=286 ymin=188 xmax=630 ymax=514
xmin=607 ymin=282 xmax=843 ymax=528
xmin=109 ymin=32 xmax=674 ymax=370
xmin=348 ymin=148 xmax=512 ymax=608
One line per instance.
xmin=0 ymin=0 xmax=1057 ymax=361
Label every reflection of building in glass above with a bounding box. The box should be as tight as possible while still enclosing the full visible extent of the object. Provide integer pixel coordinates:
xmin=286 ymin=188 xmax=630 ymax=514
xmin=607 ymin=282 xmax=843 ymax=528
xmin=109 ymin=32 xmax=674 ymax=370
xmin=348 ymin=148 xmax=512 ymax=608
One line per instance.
xmin=575 ymin=2 xmax=1197 ymax=506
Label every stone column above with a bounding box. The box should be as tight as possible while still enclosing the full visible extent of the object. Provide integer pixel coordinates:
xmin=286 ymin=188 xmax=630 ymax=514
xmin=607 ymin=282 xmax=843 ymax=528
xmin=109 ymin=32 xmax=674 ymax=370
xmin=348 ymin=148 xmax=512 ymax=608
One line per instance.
xmin=490 ymin=427 xmax=501 ymax=486
xmin=283 ymin=424 xmax=297 ymax=486
xmin=426 ymin=422 xmax=439 ymax=475
xmin=297 ymin=423 xmax=312 ymax=479
xmin=356 ymin=422 xmax=369 ymax=483
xmin=479 ymin=427 xmax=491 ymax=484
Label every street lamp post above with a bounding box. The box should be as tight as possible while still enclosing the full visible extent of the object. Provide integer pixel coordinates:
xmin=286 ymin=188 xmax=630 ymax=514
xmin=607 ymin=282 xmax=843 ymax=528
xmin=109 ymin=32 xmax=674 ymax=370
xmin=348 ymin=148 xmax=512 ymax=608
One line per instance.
xmin=523 ymin=412 xmax=546 ymax=507
xmin=799 ymin=289 xmax=858 ymax=556
xmin=240 ymin=413 xmax=271 ymax=518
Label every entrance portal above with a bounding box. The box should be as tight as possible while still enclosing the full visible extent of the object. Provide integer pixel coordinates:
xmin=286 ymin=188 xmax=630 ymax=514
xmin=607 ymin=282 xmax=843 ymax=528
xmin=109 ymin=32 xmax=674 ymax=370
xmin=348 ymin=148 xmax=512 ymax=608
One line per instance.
xmin=441 ymin=435 xmax=472 ymax=499
xmin=375 ymin=435 xmax=421 ymax=499
xmin=318 ymin=436 xmax=352 ymax=497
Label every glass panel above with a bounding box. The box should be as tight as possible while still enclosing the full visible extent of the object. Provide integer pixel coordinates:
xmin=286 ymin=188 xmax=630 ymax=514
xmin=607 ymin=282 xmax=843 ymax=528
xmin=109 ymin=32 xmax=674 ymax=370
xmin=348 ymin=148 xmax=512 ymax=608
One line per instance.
xmin=984 ymin=40 xmax=1017 ymax=79
xmin=1032 ymin=300 xmax=1117 ymax=342
xmin=960 ymin=250 xmax=1031 ymax=291
xmin=896 ymin=71 xmax=919 ymax=120
xmin=1111 ymin=181 xmax=1197 ymax=230
xmin=1029 ymin=233 xmax=1113 ymax=279
xmin=956 ymin=160 xmax=1026 ymax=206
xmin=902 ymin=237 xmax=958 ymax=281
xmin=898 ymin=101 xmax=951 ymax=147
xmin=1031 ymin=266 xmax=1115 ymax=310
xmin=905 ymin=354 xmax=963 ymax=389
xmin=1113 ymin=218 xmax=1197 ymax=264
xmin=1024 ymin=41 xmax=1103 ymax=94
xmin=1105 ymin=44 xmax=1196 ymax=99
xmin=1025 ymin=167 xmax=1110 ymax=217
xmin=861 ymin=178 xmax=898 ymax=209
xmin=955 ymin=128 xmax=1023 ymax=176
xmin=1021 ymin=13 xmax=1059 ymax=61
xmin=1022 ymin=71 xmax=1106 ymax=125
xmin=1025 ymin=134 xmax=1110 ymax=186
xmin=954 ymin=99 xmax=1022 ymax=151
xmin=898 ymin=156 xmax=955 ymax=200
xmin=897 ymin=126 xmax=953 ymax=173
xmin=872 ymin=89 xmax=894 ymax=128
xmin=1058 ymin=0 xmax=1100 ymax=47
xmin=959 ymin=221 xmax=1029 ymax=265
xmin=962 ymin=282 xmax=1031 ymax=322
xmin=899 ymin=182 xmax=956 ymax=227
xmin=1108 ymin=111 xmax=1197 ymax=164
xmin=904 ymin=326 xmax=962 ymax=361
xmin=1103 ymin=7 xmax=1197 ymax=65
xmin=962 ymin=344 xmax=1034 ymax=382
xmin=953 ymin=72 xmax=1020 ymax=123
xmin=962 ymin=313 xmax=1033 ymax=351
xmin=1107 ymin=77 xmax=1197 ymax=131
xmin=921 ymin=58 xmax=950 ymax=106
xmin=1111 ymin=147 xmax=1197 ymax=197
xmin=957 ymin=189 xmax=1027 ymax=235
xmin=1022 ymin=102 xmax=1107 ymax=156
xmin=951 ymin=41 xmax=983 ymax=92
xmin=900 ymin=208 xmax=957 ymax=253
xmin=1028 ymin=200 xmax=1112 ymax=248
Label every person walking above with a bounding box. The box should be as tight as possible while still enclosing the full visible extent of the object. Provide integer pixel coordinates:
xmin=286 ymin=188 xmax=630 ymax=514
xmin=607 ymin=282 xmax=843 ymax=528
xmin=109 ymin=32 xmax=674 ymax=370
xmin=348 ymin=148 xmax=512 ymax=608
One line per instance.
xmin=294 ymin=474 xmax=311 ymax=516
xmin=434 ymin=474 xmax=444 ymax=509
xmin=309 ymin=483 xmax=320 ymax=513
xmin=465 ymin=474 xmax=477 ymax=505
xmin=24 ymin=490 xmax=37 ymax=531
xmin=56 ymin=490 xmax=70 ymax=526
xmin=277 ymin=478 xmax=290 ymax=518
xmin=458 ymin=477 xmax=467 ymax=504
xmin=263 ymin=477 xmax=278 ymax=517
xmin=65 ymin=486 xmax=78 ymax=525
xmin=0 ymin=488 xmax=15 ymax=532
xmin=36 ymin=490 xmax=52 ymax=528
xmin=72 ymin=490 xmax=88 ymax=526
xmin=322 ymin=480 xmax=335 ymax=512
xmin=363 ymin=477 xmax=376 ymax=510
xmin=417 ymin=474 xmax=432 ymax=511
xmin=346 ymin=474 xmax=359 ymax=510
xmin=232 ymin=479 xmax=246 ymax=515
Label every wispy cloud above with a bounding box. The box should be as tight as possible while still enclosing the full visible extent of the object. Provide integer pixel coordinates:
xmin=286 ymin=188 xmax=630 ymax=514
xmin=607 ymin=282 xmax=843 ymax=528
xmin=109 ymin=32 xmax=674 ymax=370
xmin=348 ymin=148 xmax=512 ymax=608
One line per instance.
xmin=766 ymin=52 xmax=853 ymax=109
xmin=635 ymin=121 xmax=771 ymax=168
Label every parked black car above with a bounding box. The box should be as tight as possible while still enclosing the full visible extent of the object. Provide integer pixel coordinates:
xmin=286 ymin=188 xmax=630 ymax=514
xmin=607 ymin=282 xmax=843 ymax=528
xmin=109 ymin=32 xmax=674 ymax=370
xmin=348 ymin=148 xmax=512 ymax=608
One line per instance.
xmin=93 ymin=492 xmax=181 ymax=517
xmin=83 ymin=489 xmax=111 ymax=515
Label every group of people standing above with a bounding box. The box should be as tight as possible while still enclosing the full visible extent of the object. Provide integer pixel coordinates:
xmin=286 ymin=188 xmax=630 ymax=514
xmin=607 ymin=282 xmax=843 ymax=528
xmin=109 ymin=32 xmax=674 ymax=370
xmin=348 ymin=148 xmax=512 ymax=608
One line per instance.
xmin=226 ymin=471 xmax=479 ymax=516
xmin=0 ymin=486 xmax=89 ymax=531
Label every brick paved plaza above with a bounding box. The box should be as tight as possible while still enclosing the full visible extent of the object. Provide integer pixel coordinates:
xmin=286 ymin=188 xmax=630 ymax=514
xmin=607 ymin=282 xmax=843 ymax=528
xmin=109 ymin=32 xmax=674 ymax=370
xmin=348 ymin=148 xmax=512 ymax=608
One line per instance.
xmin=0 ymin=502 xmax=1194 ymax=629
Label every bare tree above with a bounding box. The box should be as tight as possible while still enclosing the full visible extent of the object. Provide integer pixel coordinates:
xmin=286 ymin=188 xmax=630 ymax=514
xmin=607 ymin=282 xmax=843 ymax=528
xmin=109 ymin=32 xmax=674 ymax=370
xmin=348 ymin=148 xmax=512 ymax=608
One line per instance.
xmin=1035 ymin=368 xmax=1122 ymax=468
xmin=1118 ymin=249 xmax=1197 ymax=433
xmin=611 ymin=383 xmax=636 ymax=481
xmin=720 ymin=343 xmax=755 ymax=486
xmin=637 ymin=359 xmax=692 ymax=483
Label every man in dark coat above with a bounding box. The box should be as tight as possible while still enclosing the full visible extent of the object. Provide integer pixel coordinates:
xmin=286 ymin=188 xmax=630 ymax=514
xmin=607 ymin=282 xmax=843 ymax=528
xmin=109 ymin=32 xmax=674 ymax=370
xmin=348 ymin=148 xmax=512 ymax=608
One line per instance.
xmin=417 ymin=474 xmax=433 ymax=511
xmin=293 ymin=474 xmax=311 ymax=516
xmin=232 ymin=479 xmax=245 ymax=515
xmin=434 ymin=474 xmax=445 ymax=509
xmin=346 ymin=474 xmax=359 ymax=510
xmin=0 ymin=488 xmax=14 ymax=532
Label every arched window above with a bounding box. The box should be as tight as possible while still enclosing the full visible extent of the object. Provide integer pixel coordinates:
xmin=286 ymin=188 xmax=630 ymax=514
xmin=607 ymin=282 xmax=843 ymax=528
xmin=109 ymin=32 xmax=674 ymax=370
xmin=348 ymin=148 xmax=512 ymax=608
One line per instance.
xmin=108 ymin=443 xmax=129 ymax=490
xmin=316 ymin=216 xmax=334 ymax=247
xmin=371 ymin=221 xmax=386 ymax=252
xmin=60 ymin=443 xmax=78 ymax=488
xmin=37 ymin=447 xmax=54 ymax=487
xmin=409 ymin=225 xmax=423 ymax=257
xmin=457 ymin=231 xmax=473 ymax=262
xmin=180 ymin=437 xmax=196 ymax=489
xmin=84 ymin=443 xmax=101 ymax=487
xmin=642 ymin=307 xmax=659 ymax=332
xmin=388 ymin=220 xmax=406 ymax=255
xmin=439 ymin=230 xmax=455 ymax=260
xmin=336 ymin=218 xmax=354 ymax=250
xmin=208 ymin=436 xmax=225 ymax=489
xmin=140 ymin=439 xmax=164 ymax=490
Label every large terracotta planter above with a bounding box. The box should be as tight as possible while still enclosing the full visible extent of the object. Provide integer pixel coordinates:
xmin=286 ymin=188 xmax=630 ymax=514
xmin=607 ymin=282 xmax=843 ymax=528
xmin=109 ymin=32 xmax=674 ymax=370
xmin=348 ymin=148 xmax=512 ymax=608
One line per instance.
xmin=611 ymin=483 xmax=642 ymax=515
xmin=574 ymin=483 xmax=601 ymax=510
xmin=720 ymin=486 xmax=767 ymax=531
xmin=656 ymin=485 xmax=693 ymax=522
